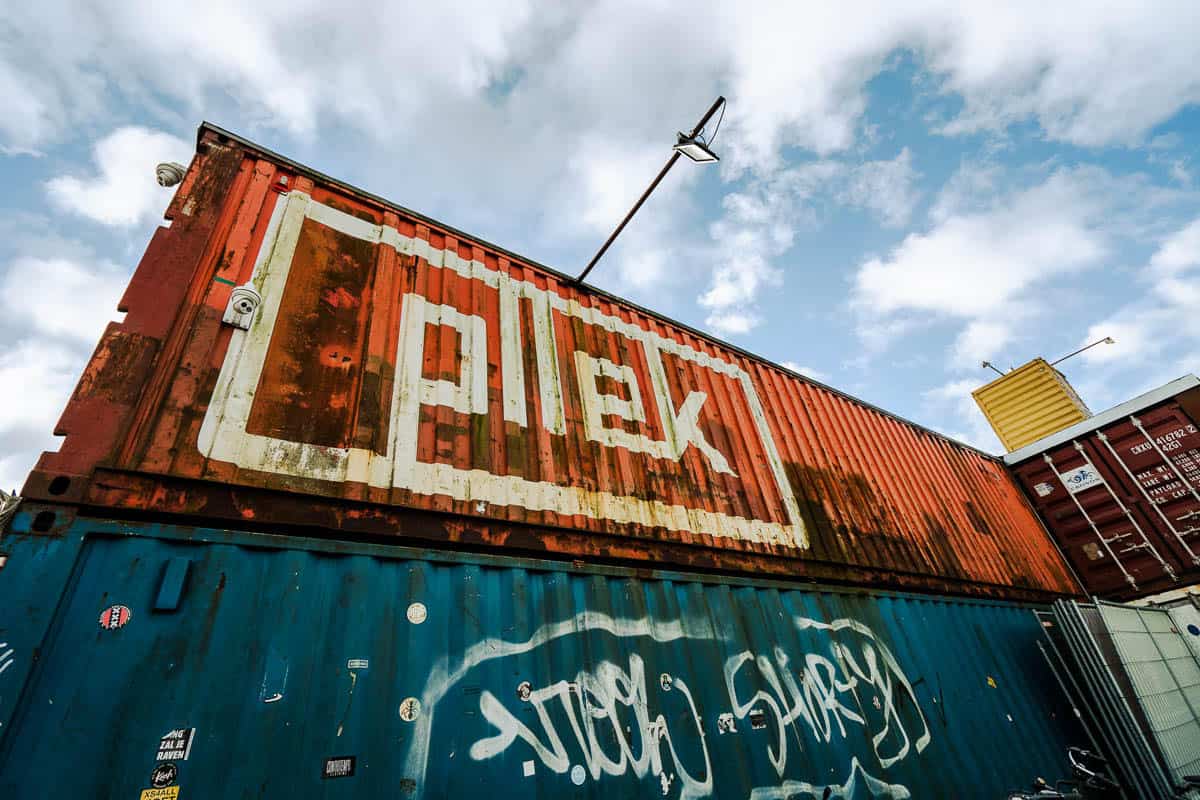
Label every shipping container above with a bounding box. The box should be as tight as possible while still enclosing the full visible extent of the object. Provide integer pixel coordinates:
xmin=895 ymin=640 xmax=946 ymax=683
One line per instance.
xmin=0 ymin=506 xmax=1083 ymax=798
xmin=972 ymin=358 xmax=1092 ymax=452
xmin=19 ymin=122 xmax=1079 ymax=601
xmin=1008 ymin=375 xmax=1200 ymax=600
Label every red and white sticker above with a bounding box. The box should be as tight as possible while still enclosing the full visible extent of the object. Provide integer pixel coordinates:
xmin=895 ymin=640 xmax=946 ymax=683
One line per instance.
xmin=99 ymin=604 xmax=132 ymax=630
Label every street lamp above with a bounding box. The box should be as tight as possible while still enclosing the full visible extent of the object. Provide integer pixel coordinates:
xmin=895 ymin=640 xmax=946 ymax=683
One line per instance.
xmin=575 ymin=96 xmax=726 ymax=284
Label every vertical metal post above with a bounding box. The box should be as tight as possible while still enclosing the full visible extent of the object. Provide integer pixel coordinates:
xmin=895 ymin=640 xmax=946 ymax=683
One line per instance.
xmin=575 ymin=96 xmax=726 ymax=285
xmin=1072 ymin=441 xmax=1176 ymax=581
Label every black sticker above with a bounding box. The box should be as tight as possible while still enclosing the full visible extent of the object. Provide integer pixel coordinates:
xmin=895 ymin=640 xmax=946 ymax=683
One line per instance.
xmin=749 ymin=709 xmax=767 ymax=730
xmin=157 ymin=728 xmax=196 ymax=761
xmin=150 ymin=763 xmax=177 ymax=788
xmin=323 ymin=756 xmax=356 ymax=779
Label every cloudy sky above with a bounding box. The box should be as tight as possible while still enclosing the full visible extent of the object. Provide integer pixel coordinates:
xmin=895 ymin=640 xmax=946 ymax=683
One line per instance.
xmin=3 ymin=1 xmax=1200 ymax=490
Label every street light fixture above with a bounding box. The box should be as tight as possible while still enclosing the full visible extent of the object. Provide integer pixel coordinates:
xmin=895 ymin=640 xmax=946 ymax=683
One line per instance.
xmin=673 ymin=131 xmax=720 ymax=163
xmin=575 ymin=95 xmax=726 ymax=284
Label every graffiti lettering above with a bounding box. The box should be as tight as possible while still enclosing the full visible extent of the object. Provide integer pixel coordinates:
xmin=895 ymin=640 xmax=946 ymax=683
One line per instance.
xmin=724 ymin=617 xmax=930 ymax=781
xmin=416 ymin=612 xmax=929 ymax=799
xmin=470 ymin=654 xmax=712 ymax=799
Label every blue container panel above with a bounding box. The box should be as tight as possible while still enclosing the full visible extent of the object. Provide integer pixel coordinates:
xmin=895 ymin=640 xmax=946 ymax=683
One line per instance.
xmin=0 ymin=516 xmax=1079 ymax=798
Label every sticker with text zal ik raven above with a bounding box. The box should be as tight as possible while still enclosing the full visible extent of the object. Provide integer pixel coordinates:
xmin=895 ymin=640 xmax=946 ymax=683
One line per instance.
xmin=157 ymin=728 xmax=196 ymax=761
xmin=99 ymin=605 xmax=132 ymax=630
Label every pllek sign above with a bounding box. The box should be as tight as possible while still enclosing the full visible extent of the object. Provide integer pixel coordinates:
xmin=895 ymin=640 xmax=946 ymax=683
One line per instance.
xmin=1059 ymin=465 xmax=1104 ymax=495
xmin=157 ymin=729 xmax=195 ymax=761
xmin=197 ymin=193 xmax=806 ymax=550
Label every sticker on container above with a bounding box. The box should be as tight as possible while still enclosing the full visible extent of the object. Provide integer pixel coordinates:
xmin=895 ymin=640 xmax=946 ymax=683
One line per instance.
xmin=99 ymin=604 xmax=132 ymax=630
xmin=406 ymin=602 xmax=427 ymax=625
xmin=157 ymin=728 xmax=196 ymax=761
xmin=323 ymin=756 xmax=356 ymax=779
xmin=987 ymin=676 xmax=998 ymax=688
xmin=347 ymin=659 xmax=369 ymax=670
xmin=571 ymin=764 xmax=586 ymax=785
xmin=1034 ymin=482 xmax=1055 ymax=498
xmin=138 ymin=788 xmax=179 ymax=800
xmin=1059 ymin=465 xmax=1103 ymax=494
xmin=522 ymin=760 xmax=536 ymax=777
xmin=399 ymin=697 xmax=421 ymax=721
xmin=150 ymin=763 xmax=177 ymax=788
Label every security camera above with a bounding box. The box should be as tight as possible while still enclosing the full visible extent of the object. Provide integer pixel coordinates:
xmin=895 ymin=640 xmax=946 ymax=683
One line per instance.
xmin=156 ymin=162 xmax=187 ymax=187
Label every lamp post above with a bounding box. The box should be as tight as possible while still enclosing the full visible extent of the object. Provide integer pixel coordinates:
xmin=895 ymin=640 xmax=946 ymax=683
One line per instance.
xmin=1050 ymin=336 xmax=1116 ymax=366
xmin=574 ymin=96 xmax=726 ymax=284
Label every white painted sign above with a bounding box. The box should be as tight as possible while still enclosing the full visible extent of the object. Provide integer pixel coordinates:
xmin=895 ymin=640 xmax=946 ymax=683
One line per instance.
xmin=198 ymin=193 xmax=807 ymax=549
xmin=1059 ymin=465 xmax=1104 ymax=494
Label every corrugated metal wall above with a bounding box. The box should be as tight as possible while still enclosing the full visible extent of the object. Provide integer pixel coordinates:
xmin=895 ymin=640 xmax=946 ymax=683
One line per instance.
xmin=20 ymin=124 xmax=1079 ymax=601
xmin=1010 ymin=387 xmax=1200 ymax=599
xmin=0 ymin=509 xmax=1081 ymax=799
xmin=972 ymin=359 xmax=1091 ymax=452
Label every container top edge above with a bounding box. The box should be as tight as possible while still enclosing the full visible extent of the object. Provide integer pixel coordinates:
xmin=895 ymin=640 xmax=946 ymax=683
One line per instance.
xmin=1004 ymin=374 xmax=1200 ymax=465
xmin=195 ymin=120 xmax=1003 ymax=462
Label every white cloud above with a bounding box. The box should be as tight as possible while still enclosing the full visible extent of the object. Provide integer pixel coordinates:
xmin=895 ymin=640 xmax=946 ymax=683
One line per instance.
xmin=854 ymin=168 xmax=1109 ymax=320
xmin=1149 ymin=217 xmax=1200 ymax=275
xmin=1078 ymin=215 xmax=1200 ymax=376
xmin=45 ymin=127 xmax=190 ymax=226
xmin=699 ymin=151 xmax=918 ymax=336
xmin=922 ymin=378 xmax=1003 ymax=453
xmin=1 ymin=256 xmax=126 ymax=343
xmin=0 ymin=341 xmax=86 ymax=491
xmin=839 ymin=148 xmax=920 ymax=228
xmin=951 ymin=320 xmax=1014 ymax=370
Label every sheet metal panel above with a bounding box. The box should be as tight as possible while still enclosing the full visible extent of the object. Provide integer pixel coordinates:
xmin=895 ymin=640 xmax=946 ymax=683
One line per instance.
xmin=972 ymin=358 xmax=1092 ymax=452
xmin=20 ymin=124 xmax=1079 ymax=600
xmin=1011 ymin=387 xmax=1200 ymax=599
xmin=0 ymin=509 xmax=1081 ymax=798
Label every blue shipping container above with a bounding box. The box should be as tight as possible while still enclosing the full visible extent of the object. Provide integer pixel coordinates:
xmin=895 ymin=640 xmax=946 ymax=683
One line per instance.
xmin=0 ymin=508 xmax=1080 ymax=798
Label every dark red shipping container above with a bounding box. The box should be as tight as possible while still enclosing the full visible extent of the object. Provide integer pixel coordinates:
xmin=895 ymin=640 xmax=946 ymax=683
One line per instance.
xmin=1007 ymin=375 xmax=1200 ymax=599
xmin=21 ymin=123 xmax=1079 ymax=601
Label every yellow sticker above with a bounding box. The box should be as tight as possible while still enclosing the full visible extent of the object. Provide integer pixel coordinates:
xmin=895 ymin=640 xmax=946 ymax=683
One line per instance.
xmin=986 ymin=676 xmax=997 ymax=688
xmin=139 ymin=787 xmax=180 ymax=800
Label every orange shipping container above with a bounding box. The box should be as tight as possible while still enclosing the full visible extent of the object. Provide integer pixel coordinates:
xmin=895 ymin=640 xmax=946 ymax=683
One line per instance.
xmin=22 ymin=123 xmax=1080 ymax=601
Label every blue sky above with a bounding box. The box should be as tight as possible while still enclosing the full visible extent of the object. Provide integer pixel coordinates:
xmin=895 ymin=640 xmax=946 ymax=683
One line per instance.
xmin=3 ymin=2 xmax=1200 ymax=490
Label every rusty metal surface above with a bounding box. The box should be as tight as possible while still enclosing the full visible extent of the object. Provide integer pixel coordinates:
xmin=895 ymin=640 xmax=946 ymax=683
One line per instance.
xmin=21 ymin=124 xmax=1080 ymax=600
xmin=1010 ymin=384 xmax=1200 ymax=599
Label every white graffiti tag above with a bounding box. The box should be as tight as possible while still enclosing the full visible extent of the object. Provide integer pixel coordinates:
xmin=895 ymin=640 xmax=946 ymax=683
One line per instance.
xmin=406 ymin=612 xmax=930 ymax=799
xmin=470 ymin=654 xmax=712 ymax=799
xmin=0 ymin=642 xmax=13 ymax=676
xmin=725 ymin=616 xmax=931 ymax=783
xmin=402 ymin=611 xmax=719 ymax=797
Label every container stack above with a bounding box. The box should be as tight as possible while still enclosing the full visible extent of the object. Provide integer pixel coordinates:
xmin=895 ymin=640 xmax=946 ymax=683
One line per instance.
xmin=0 ymin=123 xmax=1092 ymax=798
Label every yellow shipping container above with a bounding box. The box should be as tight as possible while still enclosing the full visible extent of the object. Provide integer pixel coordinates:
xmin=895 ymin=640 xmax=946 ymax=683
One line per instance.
xmin=972 ymin=358 xmax=1091 ymax=451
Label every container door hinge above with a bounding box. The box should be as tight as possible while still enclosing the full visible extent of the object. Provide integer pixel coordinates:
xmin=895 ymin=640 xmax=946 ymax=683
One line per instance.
xmin=222 ymin=283 xmax=262 ymax=330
